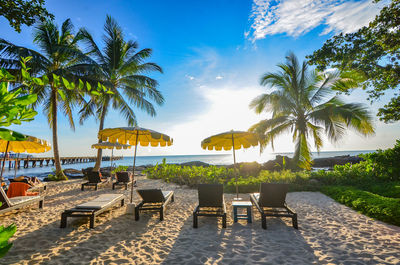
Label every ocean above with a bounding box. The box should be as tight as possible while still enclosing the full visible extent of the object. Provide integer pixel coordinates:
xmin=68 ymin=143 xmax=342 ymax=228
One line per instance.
xmin=1 ymin=150 xmax=375 ymax=180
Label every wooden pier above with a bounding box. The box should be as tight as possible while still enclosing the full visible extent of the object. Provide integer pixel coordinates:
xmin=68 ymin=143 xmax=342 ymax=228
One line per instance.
xmin=2 ymin=156 xmax=123 ymax=169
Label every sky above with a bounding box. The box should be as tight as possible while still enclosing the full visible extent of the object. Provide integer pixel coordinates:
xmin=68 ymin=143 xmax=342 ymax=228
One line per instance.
xmin=1 ymin=0 xmax=399 ymax=161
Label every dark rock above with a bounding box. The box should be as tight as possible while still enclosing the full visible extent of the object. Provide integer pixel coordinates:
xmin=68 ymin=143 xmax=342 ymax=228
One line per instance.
xmin=313 ymin=155 xmax=364 ymax=167
xmin=180 ymin=161 xmax=210 ymax=167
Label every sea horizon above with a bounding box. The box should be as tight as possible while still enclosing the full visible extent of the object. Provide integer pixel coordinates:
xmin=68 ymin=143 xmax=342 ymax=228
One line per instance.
xmin=2 ymin=149 xmax=375 ymax=180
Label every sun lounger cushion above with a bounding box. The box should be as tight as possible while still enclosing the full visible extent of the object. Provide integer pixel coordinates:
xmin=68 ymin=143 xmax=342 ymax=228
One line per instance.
xmin=9 ymin=196 xmax=41 ymax=206
xmin=7 ymin=182 xmax=38 ymax=198
xmin=76 ymin=194 xmax=124 ymax=209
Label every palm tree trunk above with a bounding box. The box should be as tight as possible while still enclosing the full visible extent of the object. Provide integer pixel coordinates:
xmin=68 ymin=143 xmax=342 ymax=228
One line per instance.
xmin=51 ymin=87 xmax=66 ymax=179
xmin=93 ymin=104 xmax=108 ymax=171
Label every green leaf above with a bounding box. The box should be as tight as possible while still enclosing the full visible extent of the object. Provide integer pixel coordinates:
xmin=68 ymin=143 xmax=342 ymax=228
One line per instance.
xmin=58 ymin=90 xmax=66 ymax=100
xmin=62 ymin=77 xmax=70 ymax=89
xmin=90 ymin=91 xmax=101 ymax=96
xmin=0 ymin=129 xmax=27 ymax=141
xmin=78 ymin=79 xmax=84 ymax=90
xmin=86 ymin=82 xmax=91 ymax=91
xmin=42 ymin=75 xmax=49 ymax=86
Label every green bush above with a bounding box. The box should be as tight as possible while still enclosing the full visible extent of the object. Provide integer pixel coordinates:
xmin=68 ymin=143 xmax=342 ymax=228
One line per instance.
xmin=144 ymin=160 xmax=316 ymax=193
xmin=321 ymin=186 xmax=400 ymax=226
xmin=0 ymin=203 xmax=16 ymax=259
xmin=111 ymin=165 xmax=129 ymax=174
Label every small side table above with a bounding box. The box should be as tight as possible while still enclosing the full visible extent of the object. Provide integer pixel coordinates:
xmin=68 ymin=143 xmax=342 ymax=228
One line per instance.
xmin=232 ymin=201 xmax=252 ymax=223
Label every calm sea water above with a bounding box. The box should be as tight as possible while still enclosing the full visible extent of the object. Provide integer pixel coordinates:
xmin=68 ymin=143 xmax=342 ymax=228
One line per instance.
xmin=1 ymin=150 xmax=374 ymax=180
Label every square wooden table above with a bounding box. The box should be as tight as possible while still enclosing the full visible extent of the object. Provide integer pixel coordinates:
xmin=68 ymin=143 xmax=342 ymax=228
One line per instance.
xmin=232 ymin=201 xmax=252 ymax=223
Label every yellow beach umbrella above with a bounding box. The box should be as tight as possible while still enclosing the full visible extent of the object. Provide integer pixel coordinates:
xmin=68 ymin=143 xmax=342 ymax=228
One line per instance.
xmin=91 ymin=142 xmax=131 ymax=169
xmin=98 ymin=127 xmax=173 ymax=203
xmin=0 ymin=130 xmax=51 ymax=182
xmin=201 ymin=130 xmax=259 ymax=199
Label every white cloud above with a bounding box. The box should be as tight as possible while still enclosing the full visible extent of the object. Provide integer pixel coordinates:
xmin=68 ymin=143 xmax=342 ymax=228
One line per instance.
xmin=185 ymin=74 xmax=195 ymax=80
xmin=247 ymin=0 xmax=387 ymax=40
xmin=216 ymin=75 xmax=224 ymax=80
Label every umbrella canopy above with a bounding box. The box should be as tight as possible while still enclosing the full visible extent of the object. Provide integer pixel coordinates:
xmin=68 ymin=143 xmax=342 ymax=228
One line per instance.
xmin=98 ymin=127 xmax=173 ymax=203
xmin=201 ymin=130 xmax=259 ymax=199
xmin=201 ymin=130 xmax=259 ymax=151
xmin=91 ymin=142 xmax=131 ymax=150
xmin=99 ymin=127 xmax=173 ymax=147
xmin=91 ymin=142 xmax=131 ymax=170
xmin=0 ymin=130 xmax=51 ymax=181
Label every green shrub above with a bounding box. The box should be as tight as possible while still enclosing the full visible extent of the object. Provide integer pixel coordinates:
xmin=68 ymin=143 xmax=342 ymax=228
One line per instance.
xmin=0 ymin=202 xmax=16 ymax=259
xmin=111 ymin=165 xmax=129 ymax=174
xmin=321 ymin=186 xmax=400 ymax=226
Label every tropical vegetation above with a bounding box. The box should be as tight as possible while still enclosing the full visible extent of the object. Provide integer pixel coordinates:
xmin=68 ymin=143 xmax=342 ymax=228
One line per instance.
xmin=248 ymin=52 xmax=375 ymax=169
xmin=307 ymin=0 xmax=400 ymax=122
xmin=77 ymin=16 xmax=164 ymax=171
xmin=0 ymin=213 xmax=16 ymax=258
xmin=0 ymin=19 xmax=111 ymax=179
xmin=0 ymin=0 xmax=53 ymax=32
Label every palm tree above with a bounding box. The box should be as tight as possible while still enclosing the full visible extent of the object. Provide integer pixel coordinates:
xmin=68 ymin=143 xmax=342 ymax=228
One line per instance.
xmin=0 ymin=19 xmax=88 ymax=179
xmin=249 ymin=52 xmax=375 ymax=169
xmin=77 ymin=16 xmax=164 ymax=171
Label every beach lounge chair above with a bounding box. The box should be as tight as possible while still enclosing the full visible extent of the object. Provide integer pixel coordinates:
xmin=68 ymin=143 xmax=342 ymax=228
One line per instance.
xmin=112 ymin=171 xmax=135 ymax=190
xmin=250 ymin=183 xmax=298 ymax=229
xmin=60 ymin=194 xmax=125 ymax=229
xmin=193 ymin=184 xmax=227 ymax=228
xmin=81 ymin=171 xmax=108 ymax=191
xmin=0 ymin=187 xmax=44 ymax=215
xmin=135 ymin=189 xmax=174 ymax=221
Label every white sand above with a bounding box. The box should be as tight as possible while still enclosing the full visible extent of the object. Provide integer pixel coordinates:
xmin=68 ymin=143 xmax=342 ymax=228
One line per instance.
xmin=1 ymin=176 xmax=400 ymax=264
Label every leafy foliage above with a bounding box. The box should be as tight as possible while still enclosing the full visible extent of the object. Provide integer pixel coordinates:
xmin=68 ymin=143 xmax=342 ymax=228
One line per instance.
xmin=111 ymin=165 xmax=129 ymax=174
xmin=0 ymin=0 xmax=53 ymax=32
xmin=321 ymin=186 xmax=400 ymax=226
xmin=77 ymin=15 xmax=163 ymax=170
xmin=0 ymin=20 xmax=113 ymax=179
xmin=144 ymin=160 xmax=314 ymax=193
xmin=307 ymin=0 xmax=400 ymax=122
xmin=0 ymin=203 xmax=16 ymax=258
xmin=249 ymin=52 xmax=374 ymax=169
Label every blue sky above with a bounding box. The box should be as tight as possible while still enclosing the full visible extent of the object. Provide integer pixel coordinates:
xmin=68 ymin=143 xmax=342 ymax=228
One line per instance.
xmin=1 ymin=0 xmax=399 ymax=161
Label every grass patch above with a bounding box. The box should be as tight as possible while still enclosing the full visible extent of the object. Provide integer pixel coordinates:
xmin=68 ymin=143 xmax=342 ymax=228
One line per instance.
xmin=321 ymin=186 xmax=400 ymax=226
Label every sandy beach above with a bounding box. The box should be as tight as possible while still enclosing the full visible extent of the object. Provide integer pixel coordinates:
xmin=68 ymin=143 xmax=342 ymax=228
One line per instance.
xmin=1 ymin=176 xmax=400 ymax=265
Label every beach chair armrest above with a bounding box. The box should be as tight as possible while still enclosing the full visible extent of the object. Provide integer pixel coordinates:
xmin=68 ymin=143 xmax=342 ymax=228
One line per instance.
xmin=193 ymin=205 xmax=200 ymax=215
xmin=250 ymin=194 xmax=263 ymax=214
xmin=222 ymin=197 xmax=227 ymax=214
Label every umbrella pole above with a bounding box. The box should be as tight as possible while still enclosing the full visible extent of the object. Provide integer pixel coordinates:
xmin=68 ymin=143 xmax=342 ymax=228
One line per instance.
xmin=110 ymin=149 xmax=113 ymax=170
xmin=231 ymin=134 xmax=239 ymax=199
xmin=14 ymin=153 xmax=20 ymax=178
xmin=130 ymin=131 xmax=139 ymax=203
xmin=0 ymin=141 xmax=10 ymax=185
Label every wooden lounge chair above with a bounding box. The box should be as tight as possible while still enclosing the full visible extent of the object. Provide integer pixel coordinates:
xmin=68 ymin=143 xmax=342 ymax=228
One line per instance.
xmin=112 ymin=171 xmax=135 ymax=190
xmin=135 ymin=189 xmax=174 ymax=221
xmin=193 ymin=184 xmax=227 ymax=228
xmin=0 ymin=187 xmax=44 ymax=214
xmin=81 ymin=171 xmax=108 ymax=191
xmin=60 ymin=194 xmax=125 ymax=229
xmin=250 ymin=183 xmax=298 ymax=230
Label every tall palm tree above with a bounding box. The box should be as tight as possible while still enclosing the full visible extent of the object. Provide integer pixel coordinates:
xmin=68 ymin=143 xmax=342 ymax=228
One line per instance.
xmin=0 ymin=19 xmax=88 ymax=179
xmin=77 ymin=16 xmax=164 ymax=170
xmin=249 ymin=52 xmax=375 ymax=169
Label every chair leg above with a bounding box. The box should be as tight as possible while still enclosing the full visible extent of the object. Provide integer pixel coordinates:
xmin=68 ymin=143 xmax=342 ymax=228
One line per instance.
xmin=90 ymin=214 xmax=95 ymax=228
xmin=292 ymin=213 xmax=298 ymax=229
xmin=39 ymin=200 xmax=44 ymax=209
xmin=193 ymin=213 xmax=198 ymax=228
xmin=60 ymin=213 xmax=67 ymax=228
xmin=121 ymin=199 xmax=125 ymax=207
xmin=135 ymin=206 xmax=140 ymax=221
xmin=262 ymin=214 xmax=267 ymax=229
xmin=112 ymin=183 xmax=115 ymax=190
xmin=95 ymin=184 xmax=98 ymax=191
xmin=171 ymin=194 xmax=174 ymax=202
xmin=160 ymin=206 xmax=164 ymax=221
xmin=222 ymin=213 xmax=227 ymax=228
xmin=81 ymin=184 xmax=84 ymax=191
